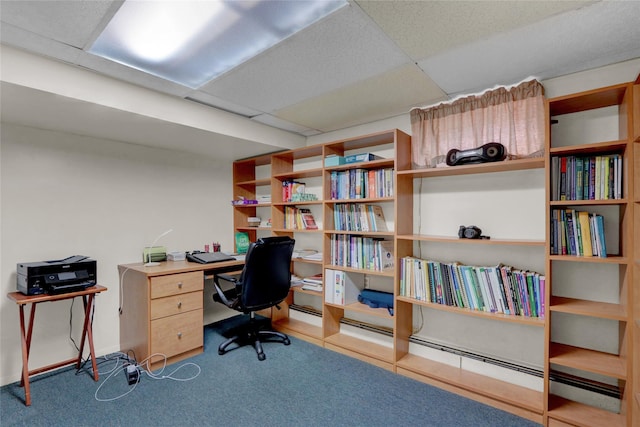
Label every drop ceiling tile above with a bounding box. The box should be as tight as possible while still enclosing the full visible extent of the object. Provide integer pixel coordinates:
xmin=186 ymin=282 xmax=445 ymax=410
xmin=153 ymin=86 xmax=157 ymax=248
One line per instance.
xmin=418 ymin=1 xmax=640 ymax=95
xmin=199 ymin=3 xmax=411 ymax=112
xmin=0 ymin=0 xmax=117 ymax=48
xmin=0 ymin=23 xmax=82 ymax=64
xmin=275 ymin=64 xmax=446 ymax=132
xmin=356 ymin=0 xmax=594 ymax=60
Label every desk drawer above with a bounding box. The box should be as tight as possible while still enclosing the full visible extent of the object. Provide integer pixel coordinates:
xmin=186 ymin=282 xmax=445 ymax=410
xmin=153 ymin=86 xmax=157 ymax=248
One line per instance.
xmin=150 ymin=271 xmax=202 ymax=299
xmin=151 ymin=309 xmax=203 ymax=358
xmin=150 ymin=291 xmax=202 ymax=320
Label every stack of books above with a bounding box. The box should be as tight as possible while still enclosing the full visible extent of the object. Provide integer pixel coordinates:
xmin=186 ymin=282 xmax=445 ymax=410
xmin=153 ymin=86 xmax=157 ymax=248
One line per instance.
xmin=301 ymin=273 xmax=323 ymax=292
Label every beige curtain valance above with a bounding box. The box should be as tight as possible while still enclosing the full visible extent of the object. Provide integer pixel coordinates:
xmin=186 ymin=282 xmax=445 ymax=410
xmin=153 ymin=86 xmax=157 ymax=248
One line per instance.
xmin=410 ymin=79 xmax=545 ymax=168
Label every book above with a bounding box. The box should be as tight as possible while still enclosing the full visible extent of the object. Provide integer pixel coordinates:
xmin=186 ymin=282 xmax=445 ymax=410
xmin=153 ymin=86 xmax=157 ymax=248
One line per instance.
xmin=234 ymin=232 xmax=250 ymax=254
xmin=301 ymin=283 xmax=323 ymax=292
xmin=299 ymin=208 xmax=318 ymax=230
xmin=324 ymin=269 xmax=336 ymax=304
xmin=577 ymin=210 xmax=593 ymax=256
xmin=302 ymin=273 xmax=323 ymax=285
xmin=370 ymin=205 xmax=388 ymax=232
xmin=379 ymin=240 xmax=394 ymax=271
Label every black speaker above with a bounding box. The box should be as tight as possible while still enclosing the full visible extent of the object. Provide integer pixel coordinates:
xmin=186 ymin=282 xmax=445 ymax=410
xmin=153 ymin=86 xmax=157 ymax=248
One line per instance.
xmin=446 ymin=142 xmax=506 ymax=166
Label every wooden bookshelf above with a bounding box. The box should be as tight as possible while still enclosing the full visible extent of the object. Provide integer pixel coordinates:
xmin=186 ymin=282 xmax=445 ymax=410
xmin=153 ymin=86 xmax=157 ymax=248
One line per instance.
xmin=545 ymin=81 xmax=636 ymax=426
xmin=232 ymin=93 xmax=639 ymax=425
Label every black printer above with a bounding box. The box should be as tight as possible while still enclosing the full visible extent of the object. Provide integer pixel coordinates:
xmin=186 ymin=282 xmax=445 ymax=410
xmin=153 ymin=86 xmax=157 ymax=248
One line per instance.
xmin=17 ymin=255 xmax=97 ymax=295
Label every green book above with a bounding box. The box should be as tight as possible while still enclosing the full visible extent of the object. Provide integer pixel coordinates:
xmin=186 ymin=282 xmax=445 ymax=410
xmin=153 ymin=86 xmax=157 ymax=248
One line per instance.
xmin=235 ymin=232 xmax=250 ymax=254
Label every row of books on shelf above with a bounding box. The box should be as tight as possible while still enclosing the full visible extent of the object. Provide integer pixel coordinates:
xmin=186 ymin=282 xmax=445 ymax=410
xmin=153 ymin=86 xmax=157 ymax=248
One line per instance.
xmin=551 ymin=154 xmax=622 ymax=201
xmin=324 ymin=269 xmax=359 ymax=305
xmin=281 ymin=180 xmax=318 ymax=203
xmin=399 ymin=257 xmax=545 ymax=318
xmin=329 ymin=234 xmax=394 ymax=272
xmin=329 ymin=168 xmax=393 ymax=200
xmin=284 ymin=206 xmax=318 ymax=230
xmin=333 ymin=203 xmax=388 ymax=232
xmin=550 ymin=209 xmax=607 ymax=257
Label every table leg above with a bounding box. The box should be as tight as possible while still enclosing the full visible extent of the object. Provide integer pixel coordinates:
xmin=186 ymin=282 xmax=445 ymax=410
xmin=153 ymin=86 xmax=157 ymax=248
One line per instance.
xmin=78 ymin=294 xmax=99 ymax=381
xmin=17 ymin=304 xmax=32 ymax=406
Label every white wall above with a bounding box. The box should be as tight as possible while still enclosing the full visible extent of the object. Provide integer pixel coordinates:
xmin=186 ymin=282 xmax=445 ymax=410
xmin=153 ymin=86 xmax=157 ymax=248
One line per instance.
xmin=0 ymin=124 xmax=236 ymax=385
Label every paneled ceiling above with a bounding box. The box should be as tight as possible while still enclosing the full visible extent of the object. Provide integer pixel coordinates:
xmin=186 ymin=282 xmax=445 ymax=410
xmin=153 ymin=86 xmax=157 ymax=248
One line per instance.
xmin=1 ymin=0 xmax=640 ymax=143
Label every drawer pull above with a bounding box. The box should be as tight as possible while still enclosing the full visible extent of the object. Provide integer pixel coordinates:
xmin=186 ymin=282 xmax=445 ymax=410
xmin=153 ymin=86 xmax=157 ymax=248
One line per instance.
xmin=177 ymin=282 xmax=183 ymax=289
xmin=177 ymin=332 xmax=182 ymax=339
xmin=177 ymin=301 xmax=182 ymax=308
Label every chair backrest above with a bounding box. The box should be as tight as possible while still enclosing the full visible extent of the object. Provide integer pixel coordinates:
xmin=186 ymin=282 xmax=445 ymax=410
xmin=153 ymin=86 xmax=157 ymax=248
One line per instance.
xmin=239 ymin=236 xmax=295 ymax=312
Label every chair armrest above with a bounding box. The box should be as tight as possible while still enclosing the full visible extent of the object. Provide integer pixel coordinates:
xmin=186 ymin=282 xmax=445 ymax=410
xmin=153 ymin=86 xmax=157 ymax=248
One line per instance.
xmin=213 ymin=273 xmax=241 ymax=308
xmin=215 ymin=273 xmax=239 ymax=284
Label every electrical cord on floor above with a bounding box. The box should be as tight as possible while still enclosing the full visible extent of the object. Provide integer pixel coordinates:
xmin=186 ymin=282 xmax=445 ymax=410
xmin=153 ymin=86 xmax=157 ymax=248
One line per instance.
xmin=118 ymin=267 xmax=131 ymax=315
xmin=94 ymin=352 xmax=201 ymax=402
xmin=138 ymin=353 xmax=201 ymax=382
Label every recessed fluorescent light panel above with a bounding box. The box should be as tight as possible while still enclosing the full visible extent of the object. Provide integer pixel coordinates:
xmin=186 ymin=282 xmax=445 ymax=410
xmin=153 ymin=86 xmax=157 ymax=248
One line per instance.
xmin=89 ymin=0 xmax=347 ymax=88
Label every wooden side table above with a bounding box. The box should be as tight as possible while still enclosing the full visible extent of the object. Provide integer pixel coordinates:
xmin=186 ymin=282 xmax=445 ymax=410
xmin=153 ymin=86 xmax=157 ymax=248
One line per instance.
xmin=7 ymin=285 xmax=107 ymax=406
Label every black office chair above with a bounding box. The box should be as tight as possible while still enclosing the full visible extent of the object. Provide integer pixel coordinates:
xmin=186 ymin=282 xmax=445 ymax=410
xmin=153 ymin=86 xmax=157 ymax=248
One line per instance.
xmin=212 ymin=236 xmax=295 ymax=360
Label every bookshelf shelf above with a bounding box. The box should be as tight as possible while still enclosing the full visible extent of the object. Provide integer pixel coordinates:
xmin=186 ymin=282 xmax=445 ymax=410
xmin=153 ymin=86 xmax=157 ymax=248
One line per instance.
xmin=273 ymin=200 xmax=323 ymax=206
xmin=326 ymin=301 xmax=393 ymax=319
xmin=291 ymin=287 xmax=322 ymax=297
xmin=271 ymin=317 xmax=323 ymax=345
xmin=325 ymin=264 xmax=394 ymax=277
xmin=292 ymin=258 xmax=323 ymax=265
xmin=549 ymin=342 xmax=626 ymax=379
xmin=396 ymin=157 xmax=544 ymax=178
xmin=326 ymin=230 xmax=394 ymax=237
xmin=396 ymin=296 xmax=545 ymax=326
xmin=549 ymin=296 xmax=626 ymax=320
xmin=324 ymin=158 xmax=395 ymax=172
xmin=549 ymin=139 xmax=628 ymax=155
xmin=396 ymin=234 xmax=545 ymax=246
xmin=236 ymin=178 xmax=271 ymax=187
xmin=396 ymin=354 xmax=543 ymax=419
xmin=549 ymin=199 xmax=627 ymax=207
xmin=325 ymin=196 xmax=394 ymax=204
xmin=236 ymin=226 xmax=272 ymax=232
xmin=270 ymin=228 xmax=322 ymax=233
xmin=273 ymin=167 xmax=323 ymax=180
xmin=233 ymin=202 xmax=271 ymax=208
xmin=547 ymin=395 xmax=625 ymax=427
xmin=324 ymin=333 xmax=394 ymax=367
xmin=548 ymin=254 xmax=627 ymax=264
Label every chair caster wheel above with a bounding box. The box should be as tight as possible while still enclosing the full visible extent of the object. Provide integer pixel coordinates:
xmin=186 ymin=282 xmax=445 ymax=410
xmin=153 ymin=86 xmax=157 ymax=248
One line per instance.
xmin=218 ymin=349 xmax=225 ymax=355
xmin=284 ymin=338 xmax=291 ymax=345
xmin=258 ymin=353 xmax=266 ymax=361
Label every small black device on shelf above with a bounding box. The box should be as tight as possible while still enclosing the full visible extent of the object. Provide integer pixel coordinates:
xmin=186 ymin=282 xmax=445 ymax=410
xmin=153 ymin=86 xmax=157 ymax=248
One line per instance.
xmin=446 ymin=142 xmax=506 ymax=166
xmin=458 ymin=225 xmax=489 ymax=240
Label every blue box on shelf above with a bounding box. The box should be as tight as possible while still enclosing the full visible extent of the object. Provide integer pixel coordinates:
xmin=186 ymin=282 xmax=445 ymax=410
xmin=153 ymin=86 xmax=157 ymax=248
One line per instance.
xmin=324 ymin=155 xmax=346 ymax=167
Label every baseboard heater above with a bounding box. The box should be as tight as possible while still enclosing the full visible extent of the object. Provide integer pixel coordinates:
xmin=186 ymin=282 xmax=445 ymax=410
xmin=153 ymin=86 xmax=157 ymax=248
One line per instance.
xmin=288 ymin=304 xmax=621 ymax=399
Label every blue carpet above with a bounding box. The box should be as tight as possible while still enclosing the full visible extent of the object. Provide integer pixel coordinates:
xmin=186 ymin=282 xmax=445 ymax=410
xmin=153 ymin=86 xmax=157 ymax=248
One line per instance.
xmin=1 ymin=315 xmax=540 ymax=426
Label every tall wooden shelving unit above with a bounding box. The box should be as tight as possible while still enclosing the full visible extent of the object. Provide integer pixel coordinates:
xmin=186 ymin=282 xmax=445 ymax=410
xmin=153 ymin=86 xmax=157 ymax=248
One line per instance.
xmin=544 ymin=82 xmax=637 ymax=427
xmin=269 ymin=145 xmax=324 ymax=346
xmin=231 ymin=87 xmax=638 ymax=423
xmin=394 ymin=153 xmax=546 ymax=423
xmin=320 ymin=130 xmax=408 ymax=371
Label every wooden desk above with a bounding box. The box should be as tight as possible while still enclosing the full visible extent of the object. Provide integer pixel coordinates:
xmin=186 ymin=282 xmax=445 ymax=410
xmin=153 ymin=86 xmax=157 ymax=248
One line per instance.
xmin=118 ymin=260 xmax=243 ymax=370
xmin=7 ymin=285 xmax=108 ymax=406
